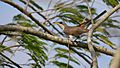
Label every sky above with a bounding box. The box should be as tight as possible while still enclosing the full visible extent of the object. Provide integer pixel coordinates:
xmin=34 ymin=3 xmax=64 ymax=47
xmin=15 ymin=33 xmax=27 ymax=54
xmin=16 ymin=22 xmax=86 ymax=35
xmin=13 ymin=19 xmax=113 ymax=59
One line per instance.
xmin=0 ymin=0 xmax=119 ymax=68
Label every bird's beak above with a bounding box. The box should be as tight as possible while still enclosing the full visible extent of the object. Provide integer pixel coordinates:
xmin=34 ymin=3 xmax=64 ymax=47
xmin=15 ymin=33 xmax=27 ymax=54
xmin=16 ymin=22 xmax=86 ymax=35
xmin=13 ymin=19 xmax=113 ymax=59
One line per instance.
xmin=53 ymin=22 xmax=59 ymax=24
xmin=53 ymin=22 xmax=65 ymax=29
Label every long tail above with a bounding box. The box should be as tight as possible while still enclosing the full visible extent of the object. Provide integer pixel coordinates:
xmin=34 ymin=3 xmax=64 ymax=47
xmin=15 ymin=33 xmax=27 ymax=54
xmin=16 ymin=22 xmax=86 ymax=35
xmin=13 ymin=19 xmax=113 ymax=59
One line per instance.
xmin=79 ymin=10 xmax=107 ymax=27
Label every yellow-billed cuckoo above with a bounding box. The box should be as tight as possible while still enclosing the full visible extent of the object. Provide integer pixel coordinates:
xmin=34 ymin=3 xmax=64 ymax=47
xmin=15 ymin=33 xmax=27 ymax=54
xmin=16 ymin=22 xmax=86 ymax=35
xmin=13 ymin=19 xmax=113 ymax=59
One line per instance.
xmin=54 ymin=10 xmax=107 ymax=38
xmin=54 ymin=22 xmax=89 ymax=37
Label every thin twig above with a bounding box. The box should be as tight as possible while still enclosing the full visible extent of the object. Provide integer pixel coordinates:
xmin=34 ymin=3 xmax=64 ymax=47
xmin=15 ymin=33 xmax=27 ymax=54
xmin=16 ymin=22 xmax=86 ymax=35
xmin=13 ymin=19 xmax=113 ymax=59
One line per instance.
xmin=70 ymin=48 xmax=91 ymax=64
xmin=10 ymin=46 xmax=20 ymax=58
xmin=0 ymin=45 xmax=20 ymax=52
xmin=45 ymin=0 xmax=53 ymax=17
xmin=25 ymin=0 xmax=30 ymax=10
xmin=0 ymin=36 xmax=7 ymax=46
xmin=0 ymin=53 xmax=22 ymax=68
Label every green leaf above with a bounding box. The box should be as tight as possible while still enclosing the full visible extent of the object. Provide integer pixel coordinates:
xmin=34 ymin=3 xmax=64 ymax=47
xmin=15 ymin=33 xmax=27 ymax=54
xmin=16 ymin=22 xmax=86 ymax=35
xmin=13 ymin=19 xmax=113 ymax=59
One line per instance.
xmin=27 ymin=53 xmax=42 ymax=67
xmin=76 ymin=5 xmax=96 ymax=14
xmin=106 ymin=23 xmax=120 ymax=29
xmin=51 ymin=61 xmax=73 ymax=68
xmin=59 ymin=14 xmax=83 ymax=24
xmin=101 ymin=18 xmax=120 ymax=30
xmin=103 ymin=19 xmax=120 ymax=29
xmin=95 ymin=27 xmax=106 ymax=33
xmin=59 ymin=7 xmax=83 ymax=17
xmin=94 ymin=34 xmax=115 ymax=48
xmin=13 ymin=14 xmax=37 ymax=27
xmin=54 ymin=2 xmax=66 ymax=10
xmin=107 ymin=18 xmax=119 ymax=23
xmin=55 ymin=54 xmax=80 ymax=65
xmin=103 ymin=0 xmax=119 ymax=7
xmin=58 ymin=7 xmax=86 ymax=24
xmin=92 ymin=40 xmax=100 ymax=44
xmin=18 ymin=34 xmax=48 ymax=66
xmin=0 ymin=45 xmax=13 ymax=53
xmin=95 ymin=27 xmax=110 ymax=36
xmin=55 ymin=48 xmax=69 ymax=54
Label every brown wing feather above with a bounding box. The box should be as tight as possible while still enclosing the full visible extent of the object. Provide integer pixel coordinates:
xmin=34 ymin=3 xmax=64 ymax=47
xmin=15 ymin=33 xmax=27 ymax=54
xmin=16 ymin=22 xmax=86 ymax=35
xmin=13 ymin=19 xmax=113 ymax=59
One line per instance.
xmin=64 ymin=26 xmax=88 ymax=36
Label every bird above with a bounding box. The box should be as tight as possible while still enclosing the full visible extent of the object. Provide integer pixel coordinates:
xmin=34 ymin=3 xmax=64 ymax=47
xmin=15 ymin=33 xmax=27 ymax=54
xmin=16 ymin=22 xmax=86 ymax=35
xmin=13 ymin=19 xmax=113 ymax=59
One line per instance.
xmin=53 ymin=10 xmax=107 ymax=37
xmin=53 ymin=22 xmax=89 ymax=37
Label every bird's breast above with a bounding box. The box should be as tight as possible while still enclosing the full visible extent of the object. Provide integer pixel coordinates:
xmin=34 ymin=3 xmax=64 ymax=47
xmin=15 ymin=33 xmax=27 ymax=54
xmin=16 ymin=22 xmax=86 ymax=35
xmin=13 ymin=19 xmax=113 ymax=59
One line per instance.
xmin=64 ymin=27 xmax=88 ymax=36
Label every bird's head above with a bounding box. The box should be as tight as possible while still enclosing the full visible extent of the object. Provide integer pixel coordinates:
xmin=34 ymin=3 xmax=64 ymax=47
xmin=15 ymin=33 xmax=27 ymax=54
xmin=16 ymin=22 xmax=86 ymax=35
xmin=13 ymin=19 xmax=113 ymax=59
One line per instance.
xmin=53 ymin=22 xmax=63 ymax=24
xmin=53 ymin=22 xmax=65 ymax=29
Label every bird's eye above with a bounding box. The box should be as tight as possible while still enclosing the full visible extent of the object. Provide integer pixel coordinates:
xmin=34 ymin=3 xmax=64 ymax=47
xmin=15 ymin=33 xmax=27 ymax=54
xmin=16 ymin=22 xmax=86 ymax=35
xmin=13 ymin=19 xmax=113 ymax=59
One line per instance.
xmin=59 ymin=22 xmax=63 ymax=24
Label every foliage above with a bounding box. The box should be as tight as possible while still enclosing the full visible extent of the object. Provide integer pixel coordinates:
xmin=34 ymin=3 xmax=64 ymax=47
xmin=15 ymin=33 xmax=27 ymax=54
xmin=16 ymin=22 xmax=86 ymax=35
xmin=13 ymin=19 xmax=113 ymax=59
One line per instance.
xmin=58 ymin=5 xmax=96 ymax=24
xmin=0 ymin=0 xmax=120 ymax=68
xmin=103 ymin=0 xmax=119 ymax=7
xmin=51 ymin=61 xmax=73 ymax=68
xmin=12 ymin=14 xmax=37 ymax=27
xmin=19 ymin=34 xmax=48 ymax=67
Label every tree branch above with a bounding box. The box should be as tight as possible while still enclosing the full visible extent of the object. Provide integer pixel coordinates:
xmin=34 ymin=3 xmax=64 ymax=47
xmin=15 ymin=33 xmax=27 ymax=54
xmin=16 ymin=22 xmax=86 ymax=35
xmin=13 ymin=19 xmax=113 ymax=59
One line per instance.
xmin=93 ymin=4 xmax=120 ymax=30
xmin=0 ymin=0 xmax=54 ymax=35
xmin=20 ymin=0 xmax=64 ymax=35
xmin=87 ymin=4 xmax=120 ymax=68
xmin=88 ymin=29 xmax=98 ymax=68
xmin=110 ymin=47 xmax=120 ymax=68
xmin=86 ymin=0 xmax=98 ymax=68
xmin=0 ymin=25 xmax=114 ymax=56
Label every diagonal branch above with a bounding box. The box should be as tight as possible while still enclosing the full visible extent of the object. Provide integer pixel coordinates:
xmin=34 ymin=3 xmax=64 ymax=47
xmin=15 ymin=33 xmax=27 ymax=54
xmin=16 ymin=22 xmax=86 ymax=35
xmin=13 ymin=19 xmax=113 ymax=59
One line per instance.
xmin=87 ymin=4 xmax=120 ymax=68
xmin=0 ymin=25 xmax=114 ymax=56
xmin=93 ymin=4 xmax=120 ymax=30
xmin=110 ymin=47 xmax=120 ymax=68
xmin=0 ymin=0 xmax=54 ymax=35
